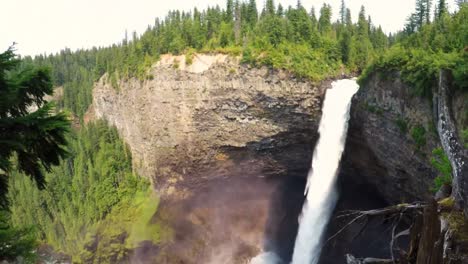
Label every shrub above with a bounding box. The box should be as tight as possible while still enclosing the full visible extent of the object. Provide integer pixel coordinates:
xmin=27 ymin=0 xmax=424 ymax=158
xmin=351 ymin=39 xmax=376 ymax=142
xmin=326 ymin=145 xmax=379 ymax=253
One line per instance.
xmin=430 ymin=147 xmax=453 ymax=192
xmin=411 ymin=124 xmax=426 ymax=148
xmin=185 ymin=48 xmax=196 ymax=65
xmin=395 ymin=118 xmax=408 ymax=133
xmin=173 ymin=59 xmax=180 ymax=69
xmin=359 ymin=47 xmax=462 ymax=97
xmin=110 ymin=72 xmax=119 ymax=90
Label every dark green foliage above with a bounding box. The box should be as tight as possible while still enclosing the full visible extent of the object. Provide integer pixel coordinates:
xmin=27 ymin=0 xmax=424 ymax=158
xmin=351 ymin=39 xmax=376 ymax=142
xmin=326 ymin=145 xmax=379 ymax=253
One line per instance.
xmin=0 ymin=48 xmax=70 ymax=208
xmin=395 ymin=118 xmax=409 ymax=133
xmin=241 ymin=42 xmax=341 ymax=81
xmin=8 ymin=121 xmax=156 ymax=260
xmin=361 ymin=5 xmax=468 ymax=94
xmin=318 ymin=4 xmax=332 ymax=34
xmin=430 ymin=147 xmax=453 ymax=191
xmin=0 ymin=212 xmax=37 ymax=263
xmin=411 ymin=124 xmax=427 ymax=148
xmin=364 ymin=102 xmax=383 ymax=116
xmin=437 ymin=0 xmax=448 ymax=19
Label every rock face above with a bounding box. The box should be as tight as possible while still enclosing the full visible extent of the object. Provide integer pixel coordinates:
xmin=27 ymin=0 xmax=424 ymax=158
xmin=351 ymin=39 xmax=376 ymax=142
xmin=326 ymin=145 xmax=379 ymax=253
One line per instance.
xmin=343 ymin=71 xmax=440 ymax=204
xmin=91 ymin=54 xmax=327 ymax=263
xmin=90 ymin=55 xmax=467 ymax=262
xmin=92 ymin=54 xmax=325 ymax=189
xmin=433 ymin=70 xmax=468 ymax=215
xmin=339 ymin=70 xmax=468 ymax=263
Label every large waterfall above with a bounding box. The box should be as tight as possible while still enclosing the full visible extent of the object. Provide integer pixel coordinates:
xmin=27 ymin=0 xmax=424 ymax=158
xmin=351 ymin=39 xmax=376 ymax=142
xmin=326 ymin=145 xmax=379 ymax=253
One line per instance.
xmin=291 ymin=79 xmax=359 ymax=264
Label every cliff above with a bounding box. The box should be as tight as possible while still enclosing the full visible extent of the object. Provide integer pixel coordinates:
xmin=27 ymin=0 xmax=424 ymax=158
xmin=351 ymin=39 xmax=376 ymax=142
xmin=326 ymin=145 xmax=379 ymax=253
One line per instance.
xmin=89 ymin=53 xmax=327 ymax=263
xmin=91 ymin=54 xmax=325 ymax=188
xmin=344 ymin=71 xmax=440 ymax=204
xmin=336 ymin=70 xmax=468 ymax=263
xmin=88 ymin=54 xmax=467 ymax=262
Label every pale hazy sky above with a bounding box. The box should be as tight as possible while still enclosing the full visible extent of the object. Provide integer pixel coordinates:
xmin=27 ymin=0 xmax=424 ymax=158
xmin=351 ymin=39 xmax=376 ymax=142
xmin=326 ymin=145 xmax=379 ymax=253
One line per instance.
xmin=1 ymin=0 xmax=457 ymax=56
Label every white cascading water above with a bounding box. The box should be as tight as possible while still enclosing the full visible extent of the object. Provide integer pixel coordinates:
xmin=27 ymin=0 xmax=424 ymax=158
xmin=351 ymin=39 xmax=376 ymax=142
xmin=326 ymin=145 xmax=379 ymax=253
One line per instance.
xmin=291 ymin=79 xmax=359 ymax=264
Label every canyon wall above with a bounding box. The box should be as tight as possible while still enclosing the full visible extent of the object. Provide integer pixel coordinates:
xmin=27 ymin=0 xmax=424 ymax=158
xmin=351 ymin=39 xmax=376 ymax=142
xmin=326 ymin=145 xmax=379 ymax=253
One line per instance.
xmin=91 ymin=54 xmax=325 ymax=191
xmin=90 ymin=54 xmax=327 ymax=263
xmin=89 ymin=55 xmax=467 ymax=262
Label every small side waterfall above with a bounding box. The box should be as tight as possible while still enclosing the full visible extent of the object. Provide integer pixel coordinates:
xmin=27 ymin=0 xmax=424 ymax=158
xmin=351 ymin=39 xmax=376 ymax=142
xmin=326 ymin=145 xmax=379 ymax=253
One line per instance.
xmin=291 ymin=79 xmax=359 ymax=264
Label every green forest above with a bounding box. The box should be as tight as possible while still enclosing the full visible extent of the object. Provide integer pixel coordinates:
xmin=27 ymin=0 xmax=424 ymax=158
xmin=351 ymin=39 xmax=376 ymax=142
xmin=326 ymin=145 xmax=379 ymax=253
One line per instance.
xmin=6 ymin=121 xmax=166 ymax=262
xmin=1 ymin=0 xmax=467 ymax=262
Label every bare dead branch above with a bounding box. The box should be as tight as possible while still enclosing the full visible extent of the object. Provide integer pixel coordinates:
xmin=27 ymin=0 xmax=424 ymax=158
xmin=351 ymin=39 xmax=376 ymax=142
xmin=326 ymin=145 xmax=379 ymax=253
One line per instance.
xmin=327 ymin=203 xmax=426 ymax=246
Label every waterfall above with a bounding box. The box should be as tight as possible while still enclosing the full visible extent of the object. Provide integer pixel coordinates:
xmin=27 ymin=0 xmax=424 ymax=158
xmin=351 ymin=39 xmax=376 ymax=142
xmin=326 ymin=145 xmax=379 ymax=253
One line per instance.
xmin=291 ymin=79 xmax=359 ymax=264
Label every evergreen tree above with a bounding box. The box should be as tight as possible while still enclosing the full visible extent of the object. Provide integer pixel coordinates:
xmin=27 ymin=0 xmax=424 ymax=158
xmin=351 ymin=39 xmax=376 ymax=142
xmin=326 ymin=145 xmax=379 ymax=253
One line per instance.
xmin=318 ymin=4 xmax=332 ymax=34
xmin=438 ymin=0 xmax=448 ymax=19
xmin=357 ymin=6 xmax=369 ymax=37
xmin=414 ymin=0 xmax=432 ymax=28
xmin=277 ymin=3 xmax=284 ymax=17
xmin=352 ymin=6 xmax=373 ymax=70
xmin=310 ymin=7 xmax=318 ymax=28
xmin=0 ymin=47 xmax=70 ymax=207
xmin=287 ymin=2 xmax=313 ymax=42
xmin=225 ymin=0 xmax=234 ymax=22
xmin=340 ymin=0 xmax=346 ymax=24
xmin=247 ymin=0 xmax=258 ymax=27
xmin=345 ymin=8 xmax=353 ymax=28
xmin=265 ymin=0 xmax=276 ymax=16
xmin=426 ymin=0 xmax=433 ymax=24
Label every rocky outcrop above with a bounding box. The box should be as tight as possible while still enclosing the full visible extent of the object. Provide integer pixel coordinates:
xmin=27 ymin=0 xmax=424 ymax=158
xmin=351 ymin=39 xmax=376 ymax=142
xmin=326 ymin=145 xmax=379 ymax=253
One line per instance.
xmin=344 ymin=71 xmax=440 ymax=204
xmin=433 ymin=70 xmax=468 ymax=215
xmin=341 ymin=70 xmax=468 ymax=263
xmin=92 ymin=54 xmax=326 ymax=192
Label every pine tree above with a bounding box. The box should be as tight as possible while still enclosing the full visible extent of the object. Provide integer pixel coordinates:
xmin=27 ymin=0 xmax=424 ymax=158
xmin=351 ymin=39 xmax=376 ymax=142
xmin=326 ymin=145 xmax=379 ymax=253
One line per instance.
xmin=288 ymin=2 xmax=313 ymax=42
xmin=277 ymin=4 xmax=284 ymax=17
xmin=357 ymin=6 xmax=369 ymax=37
xmin=318 ymin=4 xmax=332 ymax=34
xmin=310 ymin=7 xmax=318 ymax=28
xmin=247 ymin=0 xmax=258 ymax=27
xmin=345 ymin=8 xmax=352 ymax=28
xmin=352 ymin=6 xmax=373 ymax=70
xmin=265 ymin=0 xmax=276 ymax=16
xmin=426 ymin=0 xmax=433 ymax=24
xmin=225 ymin=0 xmax=234 ymax=23
xmin=0 ymin=47 xmax=70 ymax=208
xmin=438 ymin=0 xmax=448 ymax=19
xmin=414 ymin=0 xmax=432 ymax=28
xmin=340 ymin=0 xmax=346 ymax=24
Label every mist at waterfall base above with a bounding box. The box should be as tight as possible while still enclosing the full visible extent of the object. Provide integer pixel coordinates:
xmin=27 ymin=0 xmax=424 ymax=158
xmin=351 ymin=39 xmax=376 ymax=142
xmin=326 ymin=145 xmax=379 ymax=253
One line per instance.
xmin=251 ymin=79 xmax=359 ymax=264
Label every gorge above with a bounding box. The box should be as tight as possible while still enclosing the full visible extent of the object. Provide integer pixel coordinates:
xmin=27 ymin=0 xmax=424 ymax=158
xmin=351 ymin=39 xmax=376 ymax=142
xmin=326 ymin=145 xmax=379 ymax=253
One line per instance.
xmin=88 ymin=54 xmax=467 ymax=263
xmin=2 ymin=0 xmax=467 ymax=263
